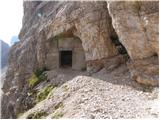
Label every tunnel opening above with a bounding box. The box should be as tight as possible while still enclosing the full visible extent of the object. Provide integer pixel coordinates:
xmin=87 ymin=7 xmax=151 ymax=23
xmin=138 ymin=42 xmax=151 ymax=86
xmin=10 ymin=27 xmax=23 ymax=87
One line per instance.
xmin=59 ymin=50 xmax=72 ymax=67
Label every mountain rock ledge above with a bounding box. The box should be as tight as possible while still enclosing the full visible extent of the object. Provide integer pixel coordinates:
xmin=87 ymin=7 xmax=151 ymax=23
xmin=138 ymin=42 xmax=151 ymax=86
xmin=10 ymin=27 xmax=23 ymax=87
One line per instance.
xmin=1 ymin=1 xmax=159 ymax=119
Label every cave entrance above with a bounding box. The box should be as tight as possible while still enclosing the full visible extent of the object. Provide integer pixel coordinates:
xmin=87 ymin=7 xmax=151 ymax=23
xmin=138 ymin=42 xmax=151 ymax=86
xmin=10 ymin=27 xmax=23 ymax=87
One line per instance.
xmin=107 ymin=11 xmax=128 ymax=56
xmin=60 ymin=50 xmax=72 ymax=67
xmin=110 ymin=35 xmax=127 ymax=55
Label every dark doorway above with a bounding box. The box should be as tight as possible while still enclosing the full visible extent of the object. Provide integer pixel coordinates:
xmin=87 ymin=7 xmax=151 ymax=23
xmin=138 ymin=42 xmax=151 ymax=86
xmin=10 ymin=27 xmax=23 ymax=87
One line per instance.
xmin=60 ymin=50 xmax=72 ymax=67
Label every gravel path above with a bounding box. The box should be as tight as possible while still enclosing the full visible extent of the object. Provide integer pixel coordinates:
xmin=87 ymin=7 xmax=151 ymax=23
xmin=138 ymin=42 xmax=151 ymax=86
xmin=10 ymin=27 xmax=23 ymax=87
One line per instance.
xmin=19 ymin=64 xmax=159 ymax=119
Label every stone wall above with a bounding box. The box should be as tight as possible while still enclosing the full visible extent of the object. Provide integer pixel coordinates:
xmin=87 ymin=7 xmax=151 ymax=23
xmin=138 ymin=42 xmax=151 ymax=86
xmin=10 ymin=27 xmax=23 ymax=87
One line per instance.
xmin=59 ymin=37 xmax=86 ymax=70
xmin=42 ymin=36 xmax=86 ymax=70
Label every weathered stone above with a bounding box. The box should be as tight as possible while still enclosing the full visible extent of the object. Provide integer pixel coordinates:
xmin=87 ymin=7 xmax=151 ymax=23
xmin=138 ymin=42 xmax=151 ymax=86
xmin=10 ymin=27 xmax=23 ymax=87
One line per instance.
xmin=107 ymin=1 xmax=158 ymax=60
xmin=1 ymin=1 xmax=159 ymax=119
xmin=107 ymin=1 xmax=159 ymax=86
xmin=104 ymin=54 xmax=129 ymax=72
xmin=128 ymin=56 xmax=159 ymax=86
xmin=2 ymin=1 xmax=118 ymax=118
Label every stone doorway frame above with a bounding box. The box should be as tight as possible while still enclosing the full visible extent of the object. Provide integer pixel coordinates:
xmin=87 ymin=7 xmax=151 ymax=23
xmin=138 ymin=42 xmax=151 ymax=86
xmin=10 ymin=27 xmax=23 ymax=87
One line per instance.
xmin=59 ymin=50 xmax=73 ymax=68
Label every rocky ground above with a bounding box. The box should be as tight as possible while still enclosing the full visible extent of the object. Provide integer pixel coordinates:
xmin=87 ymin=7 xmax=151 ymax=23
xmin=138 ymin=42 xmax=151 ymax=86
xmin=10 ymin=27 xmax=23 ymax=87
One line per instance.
xmin=19 ymin=64 xmax=159 ymax=119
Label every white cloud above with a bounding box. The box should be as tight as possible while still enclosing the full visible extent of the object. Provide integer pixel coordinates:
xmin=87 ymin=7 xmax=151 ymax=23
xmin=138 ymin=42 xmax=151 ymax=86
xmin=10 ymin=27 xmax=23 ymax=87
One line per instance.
xmin=0 ymin=0 xmax=23 ymax=45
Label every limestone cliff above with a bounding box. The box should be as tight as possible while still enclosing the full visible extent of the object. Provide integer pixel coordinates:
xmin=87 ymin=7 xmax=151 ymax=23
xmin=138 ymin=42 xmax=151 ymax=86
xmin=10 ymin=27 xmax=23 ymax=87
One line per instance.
xmin=1 ymin=1 xmax=159 ymax=119
xmin=107 ymin=1 xmax=159 ymax=86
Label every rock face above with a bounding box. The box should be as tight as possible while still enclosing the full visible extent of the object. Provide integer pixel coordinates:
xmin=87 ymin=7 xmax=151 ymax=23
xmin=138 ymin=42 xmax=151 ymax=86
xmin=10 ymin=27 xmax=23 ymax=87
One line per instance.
xmin=19 ymin=1 xmax=118 ymax=71
xmin=107 ymin=1 xmax=159 ymax=59
xmin=0 ymin=40 xmax=10 ymax=69
xmin=107 ymin=1 xmax=159 ymax=86
xmin=1 ymin=1 xmax=159 ymax=119
xmin=128 ymin=56 xmax=159 ymax=86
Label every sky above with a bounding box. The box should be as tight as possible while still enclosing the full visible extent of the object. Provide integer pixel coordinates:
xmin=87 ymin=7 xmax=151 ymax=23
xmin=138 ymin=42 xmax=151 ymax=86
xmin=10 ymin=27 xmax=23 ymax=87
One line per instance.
xmin=0 ymin=0 xmax=23 ymax=45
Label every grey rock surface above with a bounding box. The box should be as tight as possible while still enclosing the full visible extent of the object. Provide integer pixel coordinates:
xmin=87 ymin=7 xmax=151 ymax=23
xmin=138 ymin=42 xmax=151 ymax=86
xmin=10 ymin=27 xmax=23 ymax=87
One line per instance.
xmin=1 ymin=1 xmax=159 ymax=119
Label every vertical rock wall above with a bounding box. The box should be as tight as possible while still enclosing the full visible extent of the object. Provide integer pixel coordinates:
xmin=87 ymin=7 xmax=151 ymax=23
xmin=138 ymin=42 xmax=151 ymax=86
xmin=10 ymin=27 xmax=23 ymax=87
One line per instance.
xmin=1 ymin=1 xmax=118 ymax=118
xmin=107 ymin=1 xmax=159 ymax=59
xmin=107 ymin=1 xmax=159 ymax=86
xmin=1 ymin=1 xmax=159 ymax=119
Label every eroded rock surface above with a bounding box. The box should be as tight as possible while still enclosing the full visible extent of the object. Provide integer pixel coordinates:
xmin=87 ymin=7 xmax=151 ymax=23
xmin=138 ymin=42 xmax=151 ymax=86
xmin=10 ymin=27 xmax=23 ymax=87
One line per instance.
xmin=1 ymin=1 xmax=159 ymax=119
xmin=2 ymin=1 xmax=118 ymax=118
xmin=107 ymin=1 xmax=159 ymax=59
xmin=107 ymin=1 xmax=159 ymax=86
xmin=128 ymin=56 xmax=159 ymax=86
